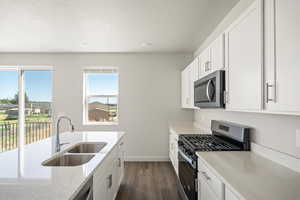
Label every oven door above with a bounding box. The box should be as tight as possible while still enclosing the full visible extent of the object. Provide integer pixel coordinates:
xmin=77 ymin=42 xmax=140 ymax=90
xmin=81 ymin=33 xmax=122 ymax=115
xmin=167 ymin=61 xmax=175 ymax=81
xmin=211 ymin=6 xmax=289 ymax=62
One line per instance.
xmin=178 ymin=149 xmax=197 ymax=200
xmin=194 ymin=70 xmax=225 ymax=108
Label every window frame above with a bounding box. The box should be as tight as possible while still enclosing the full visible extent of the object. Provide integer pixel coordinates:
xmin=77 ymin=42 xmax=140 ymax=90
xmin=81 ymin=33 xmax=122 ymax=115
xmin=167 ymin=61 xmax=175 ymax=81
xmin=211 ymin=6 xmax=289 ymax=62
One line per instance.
xmin=83 ymin=67 xmax=119 ymax=126
xmin=0 ymin=65 xmax=54 ymax=152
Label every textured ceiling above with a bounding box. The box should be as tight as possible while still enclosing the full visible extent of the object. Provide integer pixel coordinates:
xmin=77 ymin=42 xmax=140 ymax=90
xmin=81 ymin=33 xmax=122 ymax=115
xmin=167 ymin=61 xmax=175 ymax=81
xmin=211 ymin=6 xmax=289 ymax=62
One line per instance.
xmin=0 ymin=0 xmax=239 ymax=52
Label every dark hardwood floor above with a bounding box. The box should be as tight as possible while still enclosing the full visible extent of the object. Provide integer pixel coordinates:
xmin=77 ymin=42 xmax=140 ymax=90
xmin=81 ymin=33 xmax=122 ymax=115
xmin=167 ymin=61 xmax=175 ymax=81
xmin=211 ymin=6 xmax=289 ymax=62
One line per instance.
xmin=115 ymin=162 xmax=182 ymax=200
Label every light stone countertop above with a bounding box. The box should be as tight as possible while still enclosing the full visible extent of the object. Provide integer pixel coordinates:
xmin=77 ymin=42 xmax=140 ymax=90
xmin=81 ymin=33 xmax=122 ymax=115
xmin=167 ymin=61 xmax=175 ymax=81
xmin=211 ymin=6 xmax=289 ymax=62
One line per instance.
xmin=168 ymin=121 xmax=204 ymax=135
xmin=196 ymin=151 xmax=300 ymax=200
xmin=0 ymin=131 xmax=125 ymax=200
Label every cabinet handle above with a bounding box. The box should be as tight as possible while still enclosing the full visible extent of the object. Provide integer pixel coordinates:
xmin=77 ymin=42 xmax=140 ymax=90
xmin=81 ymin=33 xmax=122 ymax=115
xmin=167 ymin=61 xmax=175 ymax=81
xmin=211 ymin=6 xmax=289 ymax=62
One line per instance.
xmin=118 ymin=158 xmax=121 ymax=167
xmin=86 ymin=188 xmax=92 ymax=200
xmin=201 ymin=171 xmax=211 ymax=181
xmin=205 ymin=61 xmax=211 ymax=72
xmin=265 ymin=83 xmax=276 ymax=103
xmin=107 ymin=174 xmax=112 ymax=189
xmin=223 ymin=91 xmax=228 ymax=104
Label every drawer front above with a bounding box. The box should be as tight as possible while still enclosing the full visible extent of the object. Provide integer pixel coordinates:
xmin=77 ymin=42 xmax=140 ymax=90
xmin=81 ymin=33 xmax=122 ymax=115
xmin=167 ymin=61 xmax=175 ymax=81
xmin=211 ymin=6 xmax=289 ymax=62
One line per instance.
xmin=198 ymin=161 xmax=224 ymax=199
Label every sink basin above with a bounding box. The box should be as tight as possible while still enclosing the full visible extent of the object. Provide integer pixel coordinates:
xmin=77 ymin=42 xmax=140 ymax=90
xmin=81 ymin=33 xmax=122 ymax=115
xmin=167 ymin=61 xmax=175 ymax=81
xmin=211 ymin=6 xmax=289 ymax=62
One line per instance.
xmin=42 ymin=154 xmax=95 ymax=166
xmin=67 ymin=142 xmax=107 ymax=153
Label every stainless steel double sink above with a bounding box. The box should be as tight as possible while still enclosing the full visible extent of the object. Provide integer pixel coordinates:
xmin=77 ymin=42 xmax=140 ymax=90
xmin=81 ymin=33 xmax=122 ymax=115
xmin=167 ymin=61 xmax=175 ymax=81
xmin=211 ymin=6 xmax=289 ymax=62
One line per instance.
xmin=42 ymin=142 xmax=107 ymax=167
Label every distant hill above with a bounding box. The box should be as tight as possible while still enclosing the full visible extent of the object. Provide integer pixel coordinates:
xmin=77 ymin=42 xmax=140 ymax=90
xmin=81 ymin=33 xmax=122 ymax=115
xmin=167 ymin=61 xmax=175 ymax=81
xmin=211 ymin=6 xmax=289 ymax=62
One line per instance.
xmin=88 ymin=101 xmax=116 ymax=111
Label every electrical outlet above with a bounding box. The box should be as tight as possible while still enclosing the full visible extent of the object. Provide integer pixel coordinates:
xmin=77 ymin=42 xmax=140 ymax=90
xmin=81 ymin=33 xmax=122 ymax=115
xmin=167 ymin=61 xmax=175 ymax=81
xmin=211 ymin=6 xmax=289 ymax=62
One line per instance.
xmin=296 ymin=130 xmax=300 ymax=147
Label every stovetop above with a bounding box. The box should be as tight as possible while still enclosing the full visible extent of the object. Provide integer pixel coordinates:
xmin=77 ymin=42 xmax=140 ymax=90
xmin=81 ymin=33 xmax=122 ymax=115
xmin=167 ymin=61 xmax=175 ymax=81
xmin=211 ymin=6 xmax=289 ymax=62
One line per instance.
xmin=180 ymin=134 xmax=241 ymax=152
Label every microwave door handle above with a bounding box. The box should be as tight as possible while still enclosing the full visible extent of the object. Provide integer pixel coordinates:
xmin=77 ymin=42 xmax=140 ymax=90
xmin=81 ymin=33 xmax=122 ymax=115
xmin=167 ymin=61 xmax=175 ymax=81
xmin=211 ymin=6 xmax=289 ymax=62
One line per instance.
xmin=206 ymin=80 xmax=212 ymax=102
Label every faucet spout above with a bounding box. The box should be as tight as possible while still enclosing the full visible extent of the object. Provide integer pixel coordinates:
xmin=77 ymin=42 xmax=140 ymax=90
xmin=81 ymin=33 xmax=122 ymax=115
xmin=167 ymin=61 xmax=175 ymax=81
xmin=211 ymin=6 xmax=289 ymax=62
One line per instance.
xmin=56 ymin=116 xmax=75 ymax=152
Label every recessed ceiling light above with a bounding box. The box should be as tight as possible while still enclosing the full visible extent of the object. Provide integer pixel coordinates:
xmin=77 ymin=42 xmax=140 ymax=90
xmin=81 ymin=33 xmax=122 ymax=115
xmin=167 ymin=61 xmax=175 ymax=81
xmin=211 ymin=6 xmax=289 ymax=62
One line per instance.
xmin=141 ymin=42 xmax=152 ymax=47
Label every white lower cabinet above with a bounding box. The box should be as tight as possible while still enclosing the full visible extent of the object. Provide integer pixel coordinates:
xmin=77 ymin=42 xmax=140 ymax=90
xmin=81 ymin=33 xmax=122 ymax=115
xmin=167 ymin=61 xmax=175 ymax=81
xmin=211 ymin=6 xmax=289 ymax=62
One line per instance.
xmin=169 ymin=133 xmax=178 ymax=175
xmin=198 ymin=158 xmax=224 ymax=200
xmin=197 ymin=156 xmax=243 ymax=200
xmin=93 ymin=139 xmax=124 ymax=200
xmin=199 ymin=178 xmax=220 ymax=200
xmin=94 ymin=165 xmax=114 ymax=200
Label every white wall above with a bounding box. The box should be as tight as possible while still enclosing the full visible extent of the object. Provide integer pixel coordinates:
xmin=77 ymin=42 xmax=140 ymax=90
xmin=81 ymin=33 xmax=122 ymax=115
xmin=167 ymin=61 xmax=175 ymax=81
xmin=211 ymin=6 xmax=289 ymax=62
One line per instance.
xmin=193 ymin=0 xmax=300 ymax=158
xmin=0 ymin=53 xmax=194 ymax=160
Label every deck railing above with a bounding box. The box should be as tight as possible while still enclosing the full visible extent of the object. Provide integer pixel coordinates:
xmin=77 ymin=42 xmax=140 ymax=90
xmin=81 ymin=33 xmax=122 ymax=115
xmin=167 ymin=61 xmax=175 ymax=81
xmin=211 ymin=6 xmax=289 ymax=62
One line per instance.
xmin=0 ymin=122 xmax=52 ymax=152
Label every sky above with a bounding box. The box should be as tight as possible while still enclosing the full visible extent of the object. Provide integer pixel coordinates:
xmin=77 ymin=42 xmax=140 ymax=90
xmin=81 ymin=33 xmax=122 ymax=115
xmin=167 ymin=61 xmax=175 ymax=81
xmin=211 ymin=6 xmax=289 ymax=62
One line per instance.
xmin=0 ymin=70 xmax=52 ymax=102
xmin=87 ymin=73 xmax=118 ymax=95
xmin=87 ymin=74 xmax=118 ymax=104
xmin=0 ymin=71 xmax=118 ymax=103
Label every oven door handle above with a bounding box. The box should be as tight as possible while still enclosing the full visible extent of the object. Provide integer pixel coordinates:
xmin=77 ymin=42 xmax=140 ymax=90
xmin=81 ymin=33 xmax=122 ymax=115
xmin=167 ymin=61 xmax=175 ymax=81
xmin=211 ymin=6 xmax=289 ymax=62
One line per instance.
xmin=178 ymin=149 xmax=194 ymax=166
xmin=206 ymin=79 xmax=213 ymax=102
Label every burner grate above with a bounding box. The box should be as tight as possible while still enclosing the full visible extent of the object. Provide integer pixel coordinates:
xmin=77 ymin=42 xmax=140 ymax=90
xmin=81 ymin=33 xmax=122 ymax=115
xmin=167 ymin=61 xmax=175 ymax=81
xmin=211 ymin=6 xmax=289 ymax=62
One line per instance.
xmin=182 ymin=135 xmax=241 ymax=151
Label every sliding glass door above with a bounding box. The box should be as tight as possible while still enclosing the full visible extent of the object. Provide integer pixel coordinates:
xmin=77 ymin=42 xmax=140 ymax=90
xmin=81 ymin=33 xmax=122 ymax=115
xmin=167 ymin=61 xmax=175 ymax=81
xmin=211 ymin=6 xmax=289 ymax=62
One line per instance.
xmin=0 ymin=70 xmax=19 ymax=152
xmin=0 ymin=67 xmax=53 ymax=153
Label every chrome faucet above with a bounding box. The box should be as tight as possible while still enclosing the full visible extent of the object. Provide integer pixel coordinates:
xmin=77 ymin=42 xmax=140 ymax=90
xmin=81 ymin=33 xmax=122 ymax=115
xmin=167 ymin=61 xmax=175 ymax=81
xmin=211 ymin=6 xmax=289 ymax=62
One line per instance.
xmin=56 ymin=116 xmax=75 ymax=152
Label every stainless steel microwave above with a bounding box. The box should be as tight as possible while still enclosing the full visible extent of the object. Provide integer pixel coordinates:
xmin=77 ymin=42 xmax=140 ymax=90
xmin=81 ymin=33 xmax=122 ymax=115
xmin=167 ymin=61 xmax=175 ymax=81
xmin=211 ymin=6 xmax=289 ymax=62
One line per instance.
xmin=194 ymin=70 xmax=225 ymax=108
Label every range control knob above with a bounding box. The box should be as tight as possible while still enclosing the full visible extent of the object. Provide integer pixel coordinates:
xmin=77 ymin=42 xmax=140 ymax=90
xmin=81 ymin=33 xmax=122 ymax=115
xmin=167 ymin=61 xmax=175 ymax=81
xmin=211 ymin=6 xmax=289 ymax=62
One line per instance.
xmin=186 ymin=150 xmax=192 ymax=155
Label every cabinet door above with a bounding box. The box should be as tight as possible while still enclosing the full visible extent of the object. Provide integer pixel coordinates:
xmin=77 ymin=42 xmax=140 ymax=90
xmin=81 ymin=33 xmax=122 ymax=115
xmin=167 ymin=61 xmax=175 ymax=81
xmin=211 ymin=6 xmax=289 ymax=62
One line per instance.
xmin=182 ymin=59 xmax=198 ymax=109
xmin=94 ymin=169 xmax=113 ymax=200
xmin=199 ymin=48 xmax=211 ymax=78
xmin=181 ymin=67 xmax=190 ymax=108
xmin=93 ymin=175 xmax=109 ymax=200
xmin=173 ymin=135 xmax=179 ymax=175
xmin=225 ymin=0 xmax=263 ymax=111
xmin=169 ymin=134 xmax=173 ymax=160
xmin=264 ymin=0 xmax=300 ymax=113
xmin=118 ymin=140 xmax=125 ymax=183
xmin=190 ymin=58 xmax=199 ymax=109
xmin=169 ymin=134 xmax=179 ymax=174
xmin=112 ymin=157 xmax=120 ymax=199
xmin=200 ymin=179 xmax=219 ymax=200
xmin=211 ymin=34 xmax=225 ymax=71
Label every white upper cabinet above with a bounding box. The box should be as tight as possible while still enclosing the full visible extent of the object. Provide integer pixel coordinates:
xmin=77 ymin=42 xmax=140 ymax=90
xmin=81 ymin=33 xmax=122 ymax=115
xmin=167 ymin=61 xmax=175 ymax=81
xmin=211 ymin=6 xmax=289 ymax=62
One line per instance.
xmin=210 ymin=34 xmax=225 ymax=71
xmin=181 ymin=58 xmax=199 ymax=109
xmin=199 ymin=47 xmax=211 ymax=78
xmin=264 ymin=0 xmax=300 ymax=113
xmin=198 ymin=34 xmax=225 ymax=79
xmin=190 ymin=57 xmax=199 ymax=109
xmin=225 ymin=0 xmax=263 ymax=111
xmin=181 ymin=66 xmax=190 ymax=108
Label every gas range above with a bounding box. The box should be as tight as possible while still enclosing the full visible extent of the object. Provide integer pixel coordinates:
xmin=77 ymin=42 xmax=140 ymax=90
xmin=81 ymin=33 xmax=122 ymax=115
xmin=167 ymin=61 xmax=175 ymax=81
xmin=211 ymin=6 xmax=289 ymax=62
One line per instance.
xmin=177 ymin=120 xmax=251 ymax=200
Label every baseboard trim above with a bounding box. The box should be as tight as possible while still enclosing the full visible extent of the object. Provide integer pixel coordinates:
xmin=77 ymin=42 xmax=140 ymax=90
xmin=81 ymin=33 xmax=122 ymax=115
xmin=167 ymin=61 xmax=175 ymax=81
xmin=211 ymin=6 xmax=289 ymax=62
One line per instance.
xmin=252 ymin=142 xmax=300 ymax=173
xmin=125 ymin=156 xmax=170 ymax=162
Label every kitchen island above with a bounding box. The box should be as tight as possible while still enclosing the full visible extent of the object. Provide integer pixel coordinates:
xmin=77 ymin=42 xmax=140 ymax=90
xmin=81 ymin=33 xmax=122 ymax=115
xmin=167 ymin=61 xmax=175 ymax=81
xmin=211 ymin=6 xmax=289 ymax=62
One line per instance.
xmin=0 ymin=131 xmax=125 ymax=200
